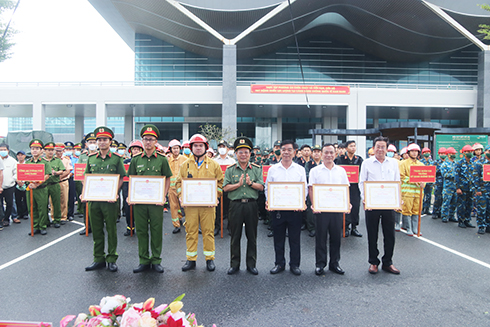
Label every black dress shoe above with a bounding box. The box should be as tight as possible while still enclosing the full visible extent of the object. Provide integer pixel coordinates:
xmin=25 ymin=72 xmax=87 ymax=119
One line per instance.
xmin=172 ymin=227 xmax=181 ymax=234
xmin=80 ymin=229 xmax=91 ymax=235
xmin=329 ymin=265 xmax=345 ymax=275
xmin=133 ymin=264 xmax=151 ymax=273
xmin=108 ymin=262 xmax=118 ymax=272
xmin=458 ymin=222 xmax=466 ymax=228
xmin=54 ymin=223 xmax=61 ymax=228
xmin=478 ymin=227 xmax=486 ymax=234
xmin=227 ymin=266 xmax=239 ymax=275
xmin=301 ymin=224 xmax=306 ymax=231
xmin=214 ymin=228 xmax=220 ymax=236
xmin=247 ymin=267 xmax=258 ymax=275
xmin=152 ymin=264 xmax=164 ymax=273
xmin=290 ymin=266 xmax=301 ymax=276
xmin=351 ymin=229 xmax=362 ymax=237
xmin=344 ymin=230 xmax=350 ymax=237
xmin=267 ymin=230 xmax=274 ymax=237
xmin=182 ymin=260 xmax=196 ymax=271
xmin=315 ymin=267 xmax=324 ymax=276
xmin=40 ymin=229 xmax=47 ymax=235
xmin=270 ymin=265 xmax=285 ymax=274
xmin=85 ymin=262 xmax=106 ymax=271
xmin=308 ymin=230 xmax=316 ymax=237
xmin=29 ymin=229 xmax=41 ymax=236
xmin=60 ymin=220 xmax=66 ymax=225
xmin=464 ymin=221 xmax=476 ymax=228
xmin=123 ymin=230 xmax=131 ymax=236
xmin=206 ymin=260 xmax=215 ymax=271
xmin=68 ymin=216 xmax=74 ymax=221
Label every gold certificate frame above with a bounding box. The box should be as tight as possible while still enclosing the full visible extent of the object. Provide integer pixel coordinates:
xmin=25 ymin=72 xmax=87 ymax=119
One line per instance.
xmin=364 ymin=181 xmax=401 ymax=210
xmin=267 ymin=181 xmax=306 ymax=211
xmin=182 ymin=178 xmax=218 ymax=207
xmin=312 ymin=184 xmax=350 ymax=213
xmin=128 ymin=176 xmax=166 ymax=205
xmin=81 ymin=174 xmax=120 ymax=202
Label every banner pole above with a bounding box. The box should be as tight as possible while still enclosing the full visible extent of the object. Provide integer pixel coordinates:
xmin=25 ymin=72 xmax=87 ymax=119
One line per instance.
xmin=29 ymin=188 xmax=34 ymax=237
xmin=220 ymin=196 xmax=224 ymax=238
xmin=130 ymin=205 xmax=133 ymax=237
xmin=417 ymin=185 xmax=423 ymax=237
xmin=85 ymin=202 xmax=89 ymax=237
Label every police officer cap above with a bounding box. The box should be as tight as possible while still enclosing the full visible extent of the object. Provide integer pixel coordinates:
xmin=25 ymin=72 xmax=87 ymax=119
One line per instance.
xmin=217 ymin=140 xmax=228 ymax=147
xmin=64 ymin=141 xmax=74 ymax=148
xmin=234 ymin=137 xmax=253 ymax=151
xmin=118 ymin=143 xmax=127 ymax=149
xmin=256 ymin=150 xmax=262 ymax=156
xmin=94 ymin=126 xmax=114 ymax=140
xmin=111 ymin=140 xmax=119 ymax=147
xmin=312 ymin=145 xmax=322 ymax=151
xmin=140 ymin=124 xmax=160 ymax=138
xmin=85 ymin=132 xmax=96 ymax=141
xmin=74 ymin=143 xmax=82 ymax=149
xmin=253 ymin=145 xmax=261 ymax=150
xmin=44 ymin=142 xmax=55 ymax=149
xmin=273 ymin=140 xmax=281 ymax=147
xmin=30 ymin=139 xmax=44 ymax=148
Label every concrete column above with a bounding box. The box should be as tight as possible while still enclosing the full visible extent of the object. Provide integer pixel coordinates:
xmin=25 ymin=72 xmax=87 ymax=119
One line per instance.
xmin=276 ymin=117 xmax=282 ymax=141
xmin=75 ymin=114 xmax=84 ymax=142
xmin=314 ymin=123 xmax=322 ymax=145
xmin=32 ymin=102 xmax=45 ymax=131
xmin=477 ymin=50 xmax=490 ymax=127
xmin=96 ymin=101 xmax=107 ymax=127
xmin=271 ymin=123 xmax=278 ymax=142
xmin=182 ymin=123 xmax=189 ymax=141
xmin=222 ymin=44 xmax=237 ymax=138
xmin=322 ymin=113 xmax=338 ymax=144
xmin=347 ymin=100 xmax=366 ymax=159
xmin=124 ymin=113 xmax=133 ymax=143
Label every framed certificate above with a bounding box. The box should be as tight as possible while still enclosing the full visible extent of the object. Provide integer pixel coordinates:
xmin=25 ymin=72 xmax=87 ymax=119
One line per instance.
xmin=128 ymin=176 xmax=166 ymax=205
xmin=311 ymin=184 xmax=350 ymax=213
xmin=267 ymin=181 xmax=306 ymax=211
xmin=81 ymin=174 xmax=120 ymax=202
xmin=182 ymin=178 xmax=218 ymax=207
xmin=364 ymin=181 xmax=401 ymax=210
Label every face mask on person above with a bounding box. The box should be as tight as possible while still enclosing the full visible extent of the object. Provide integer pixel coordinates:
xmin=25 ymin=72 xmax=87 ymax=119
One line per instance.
xmin=0 ymin=151 xmax=8 ymax=157
xmin=118 ymin=150 xmax=125 ymax=155
xmin=423 ymin=153 xmax=430 ymax=158
xmin=440 ymin=155 xmax=447 ymax=159
xmin=64 ymin=151 xmax=73 ymax=157
xmin=110 ymin=148 xmax=117 ymax=153
xmin=274 ymin=149 xmax=281 ymax=156
xmin=228 ymin=150 xmax=234 ymax=156
xmin=75 ymin=151 xmax=81 ymax=156
xmin=387 ymin=152 xmax=394 ymax=158
xmin=183 ymin=148 xmax=191 ymax=155
xmin=218 ymin=148 xmax=227 ymax=155
xmin=449 ymin=154 xmax=456 ymax=159
xmin=464 ymin=152 xmax=473 ymax=159
xmin=88 ymin=144 xmax=97 ymax=151
xmin=486 ymin=153 xmax=490 ymax=159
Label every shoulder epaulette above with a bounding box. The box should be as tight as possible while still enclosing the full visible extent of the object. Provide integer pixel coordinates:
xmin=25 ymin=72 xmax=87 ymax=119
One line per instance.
xmin=88 ymin=152 xmax=97 ymax=156
xmin=251 ymin=163 xmax=261 ymax=168
xmin=113 ymin=152 xmax=122 ymax=157
xmin=228 ymin=163 xmax=237 ymax=168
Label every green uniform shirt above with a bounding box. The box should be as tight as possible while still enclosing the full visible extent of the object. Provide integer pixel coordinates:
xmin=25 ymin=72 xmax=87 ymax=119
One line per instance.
xmin=26 ymin=157 xmax=52 ymax=185
xmin=84 ymin=151 xmax=126 ymax=178
xmin=223 ymin=162 xmax=264 ymax=201
xmin=45 ymin=157 xmax=65 ymax=184
xmin=128 ymin=150 xmax=173 ymax=178
xmin=78 ymin=153 xmax=90 ymax=165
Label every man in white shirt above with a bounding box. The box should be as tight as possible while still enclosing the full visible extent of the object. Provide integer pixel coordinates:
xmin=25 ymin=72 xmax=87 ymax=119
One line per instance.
xmin=0 ymin=143 xmax=17 ymax=227
xmin=214 ymin=140 xmax=235 ymax=235
xmin=214 ymin=140 xmax=236 ymax=165
xmin=309 ymin=143 xmax=349 ymax=276
xmin=359 ymin=136 xmax=401 ymax=275
xmin=265 ymin=140 xmax=307 ymax=276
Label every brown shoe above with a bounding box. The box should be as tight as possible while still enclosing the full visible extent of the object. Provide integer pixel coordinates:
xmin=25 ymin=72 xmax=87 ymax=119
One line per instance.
xmin=368 ymin=264 xmax=378 ymax=274
xmin=382 ymin=264 xmax=400 ymax=275
xmin=13 ymin=218 xmax=21 ymax=224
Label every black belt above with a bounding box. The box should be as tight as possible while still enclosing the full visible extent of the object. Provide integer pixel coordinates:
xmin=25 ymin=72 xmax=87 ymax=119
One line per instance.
xmin=233 ymin=198 xmax=256 ymax=203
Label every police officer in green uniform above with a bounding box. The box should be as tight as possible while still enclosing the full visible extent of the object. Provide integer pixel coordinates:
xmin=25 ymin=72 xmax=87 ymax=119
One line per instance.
xmin=84 ymin=127 xmax=126 ymax=272
xmin=78 ymin=133 xmax=97 ymax=235
xmin=223 ymin=137 xmax=264 ymax=275
xmin=25 ymin=139 xmax=52 ymax=235
xmin=128 ymin=124 xmax=172 ymax=274
xmin=43 ymin=142 xmax=65 ymax=228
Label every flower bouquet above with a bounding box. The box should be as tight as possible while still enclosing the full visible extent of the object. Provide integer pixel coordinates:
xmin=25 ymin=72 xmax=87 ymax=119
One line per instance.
xmin=60 ymin=294 xmax=215 ymax=327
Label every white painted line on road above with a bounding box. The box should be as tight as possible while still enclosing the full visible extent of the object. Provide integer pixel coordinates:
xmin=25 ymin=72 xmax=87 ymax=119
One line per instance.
xmin=0 ymin=225 xmax=85 ymax=271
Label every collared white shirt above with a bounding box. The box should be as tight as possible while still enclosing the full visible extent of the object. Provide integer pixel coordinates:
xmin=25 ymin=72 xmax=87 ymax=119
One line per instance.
xmin=214 ymin=156 xmax=236 ymax=165
xmin=359 ymin=155 xmax=400 ymax=200
xmin=265 ymin=161 xmax=307 ymax=201
xmin=308 ymin=163 xmax=349 ymax=186
xmin=1 ymin=156 xmax=17 ymax=188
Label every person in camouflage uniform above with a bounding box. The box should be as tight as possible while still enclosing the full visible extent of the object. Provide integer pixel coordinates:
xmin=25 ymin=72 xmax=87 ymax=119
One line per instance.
xmin=482 ymin=146 xmax=490 ymax=233
xmin=432 ymin=147 xmax=447 ymax=219
xmin=455 ymin=145 xmax=476 ymax=229
xmin=471 ymin=149 xmax=487 ymax=234
xmin=440 ymin=147 xmax=458 ymax=223
xmin=420 ymin=148 xmax=434 ymax=215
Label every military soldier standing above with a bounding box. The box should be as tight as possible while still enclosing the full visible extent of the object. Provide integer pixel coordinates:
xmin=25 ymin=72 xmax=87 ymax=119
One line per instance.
xmin=25 ymin=139 xmax=52 ymax=235
xmin=455 ymin=145 xmax=476 ymax=228
xmin=43 ymin=142 xmax=65 ymax=228
xmin=167 ymin=139 xmax=187 ymax=234
xmin=223 ymin=137 xmax=264 ymax=275
xmin=432 ymin=147 xmax=447 ymax=219
xmin=78 ymin=133 xmax=97 ymax=234
xmin=420 ymin=148 xmax=434 ymax=215
xmin=176 ymin=134 xmax=224 ymax=272
xmin=440 ymin=147 xmax=458 ymax=223
xmin=128 ymin=125 xmax=172 ymax=273
xmin=83 ymin=127 xmax=126 ymax=272
xmin=471 ymin=150 xmax=487 ymax=234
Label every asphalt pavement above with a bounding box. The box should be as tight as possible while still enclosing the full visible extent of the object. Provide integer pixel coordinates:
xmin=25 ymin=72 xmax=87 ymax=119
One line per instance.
xmin=1 ymin=210 xmax=490 ymax=327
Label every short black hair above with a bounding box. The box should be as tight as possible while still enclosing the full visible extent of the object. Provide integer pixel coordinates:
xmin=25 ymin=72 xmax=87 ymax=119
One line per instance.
xmin=345 ymin=140 xmax=356 ymax=147
xmin=322 ymin=143 xmax=336 ymax=151
xmin=0 ymin=143 xmax=9 ymax=150
xmin=373 ymin=136 xmax=389 ymax=147
xmin=339 ymin=143 xmax=346 ymax=149
xmin=300 ymin=144 xmax=311 ymax=150
xmin=280 ymin=139 xmax=298 ymax=150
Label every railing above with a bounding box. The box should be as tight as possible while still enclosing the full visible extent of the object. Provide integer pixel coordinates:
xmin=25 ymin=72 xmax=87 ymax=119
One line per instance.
xmin=0 ymin=81 xmax=477 ymax=90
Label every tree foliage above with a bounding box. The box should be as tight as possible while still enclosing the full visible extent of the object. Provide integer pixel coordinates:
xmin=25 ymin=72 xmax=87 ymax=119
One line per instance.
xmin=198 ymin=123 xmax=236 ymax=148
xmin=478 ymin=4 xmax=490 ymax=40
xmin=0 ymin=0 xmax=16 ymax=63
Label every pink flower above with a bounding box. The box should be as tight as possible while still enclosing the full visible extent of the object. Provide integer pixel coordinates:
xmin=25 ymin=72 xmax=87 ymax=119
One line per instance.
xmin=153 ymin=305 xmax=167 ymax=315
xmin=60 ymin=315 xmax=76 ymax=327
xmin=143 ymin=298 xmax=155 ymax=312
xmin=89 ymin=306 xmax=101 ymax=316
xmin=121 ymin=307 xmax=141 ymax=327
xmin=138 ymin=312 xmax=156 ymax=327
xmin=73 ymin=313 xmax=88 ymax=326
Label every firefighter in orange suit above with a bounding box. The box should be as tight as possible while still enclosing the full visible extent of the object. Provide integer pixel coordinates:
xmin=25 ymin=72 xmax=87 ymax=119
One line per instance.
xmin=176 ymin=134 xmax=223 ymax=272
xmin=167 ymin=139 xmax=188 ymax=234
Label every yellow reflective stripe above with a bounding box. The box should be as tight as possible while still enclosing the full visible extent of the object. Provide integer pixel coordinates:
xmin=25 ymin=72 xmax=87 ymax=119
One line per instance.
xmin=186 ymin=251 xmax=197 ymax=257
xmin=217 ymin=187 xmax=223 ymax=192
xmin=177 ymin=188 xmax=181 ymax=193
xmin=170 ymin=177 xmax=177 ymax=181
xmin=171 ymin=218 xmax=179 ymax=222
xmin=203 ymin=251 xmax=215 ymax=256
xmin=170 ymin=183 xmax=176 ymax=187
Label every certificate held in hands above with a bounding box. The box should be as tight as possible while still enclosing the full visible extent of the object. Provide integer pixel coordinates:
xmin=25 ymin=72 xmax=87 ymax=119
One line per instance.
xmin=267 ymin=182 xmax=306 ymax=211
xmin=182 ymin=178 xmax=218 ymax=206
xmin=128 ymin=176 xmax=166 ymax=205
xmin=311 ymin=184 xmax=350 ymax=213
xmin=364 ymin=181 xmax=401 ymax=210
xmin=82 ymin=174 xmax=120 ymax=202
